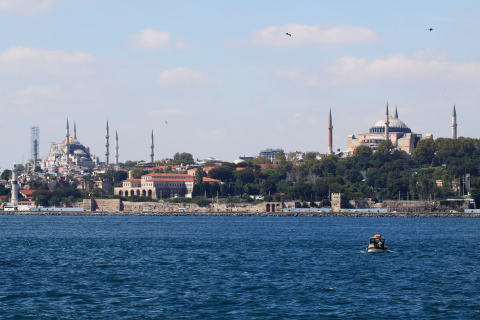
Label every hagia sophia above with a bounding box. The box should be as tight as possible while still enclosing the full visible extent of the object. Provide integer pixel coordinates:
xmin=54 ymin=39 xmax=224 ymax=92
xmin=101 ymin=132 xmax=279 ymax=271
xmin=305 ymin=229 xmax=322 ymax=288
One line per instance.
xmin=326 ymin=104 xmax=457 ymax=155
xmin=346 ymin=104 xmax=425 ymax=154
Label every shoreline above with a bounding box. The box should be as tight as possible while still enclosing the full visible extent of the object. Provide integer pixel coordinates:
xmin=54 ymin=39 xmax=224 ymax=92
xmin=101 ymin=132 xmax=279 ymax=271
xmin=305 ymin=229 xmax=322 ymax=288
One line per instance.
xmin=1 ymin=211 xmax=480 ymax=218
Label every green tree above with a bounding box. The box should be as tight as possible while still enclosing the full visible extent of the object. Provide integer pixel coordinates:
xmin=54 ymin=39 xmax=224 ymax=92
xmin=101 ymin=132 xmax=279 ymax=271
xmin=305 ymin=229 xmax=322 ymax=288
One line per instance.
xmin=173 ymin=152 xmax=195 ymax=164
xmin=124 ymin=160 xmax=137 ymax=168
xmin=412 ymin=138 xmax=435 ymax=165
xmin=195 ymin=167 xmax=204 ymax=184
xmin=1 ymin=169 xmax=12 ymax=181
xmin=377 ymin=140 xmax=395 ymax=156
xmin=130 ymin=168 xmax=146 ymax=179
xmin=353 ymin=145 xmax=373 ymax=159
xmin=209 ymin=166 xmax=234 ymax=182
xmin=305 ymin=152 xmax=317 ymax=162
xmin=287 ymin=152 xmax=299 ymax=162
xmin=470 ymin=189 xmax=480 ymax=208
xmin=274 ymin=151 xmax=286 ymax=161
xmin=253 ymin=155 xmax=271 ymax=164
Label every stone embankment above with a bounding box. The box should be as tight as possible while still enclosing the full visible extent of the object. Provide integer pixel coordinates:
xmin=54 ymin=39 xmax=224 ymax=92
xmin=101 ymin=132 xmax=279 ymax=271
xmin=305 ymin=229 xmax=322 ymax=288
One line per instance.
xmin=2 ymin=211 xmax=480 ymax=218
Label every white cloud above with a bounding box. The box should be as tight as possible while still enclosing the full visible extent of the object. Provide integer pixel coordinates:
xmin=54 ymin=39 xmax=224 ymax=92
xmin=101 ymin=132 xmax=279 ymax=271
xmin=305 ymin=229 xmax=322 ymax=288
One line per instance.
xmin=0 ymin=0 xmax=57 ymax=16
xmin=158 ymin=67 xmax=211 ymax=85
xmin=277 ymin=50 xmax=480 ymax=86
xmin=327 ymin=50 xmax=480 ymax=84
xmin=127 ymin=29 xmax=186 ymax=50
xmin=10 ymin=86 xmax=67 ymax=105
xmin=229 ymin=23 xmax=381 ymax=47
xmin=0 ymin=46 xmax=96 ymax=76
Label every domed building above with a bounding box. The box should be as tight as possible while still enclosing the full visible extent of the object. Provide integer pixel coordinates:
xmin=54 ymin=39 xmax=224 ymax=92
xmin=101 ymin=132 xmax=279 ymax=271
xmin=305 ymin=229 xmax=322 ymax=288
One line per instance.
xmin=346 ymin=104 xmax=424 ymax=154
xmin=40 ymin=120 xmax=99 ymax=173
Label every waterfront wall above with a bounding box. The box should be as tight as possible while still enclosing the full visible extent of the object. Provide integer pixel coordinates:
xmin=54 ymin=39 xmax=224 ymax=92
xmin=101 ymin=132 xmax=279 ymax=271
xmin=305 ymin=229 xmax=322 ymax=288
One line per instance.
xmin=83 ymin=199 xmax=122 ymax=211
xmin=80 ymin=198 xmax=470 ymax=214
xmin=382 ymin=200 xmax=434 ymax=212
xmin=83 ymin=199 xmax=299 ymax=213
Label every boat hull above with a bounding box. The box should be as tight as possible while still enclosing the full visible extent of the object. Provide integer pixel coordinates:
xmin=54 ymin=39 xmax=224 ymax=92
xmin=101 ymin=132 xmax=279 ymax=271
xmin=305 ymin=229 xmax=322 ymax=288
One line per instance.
xmin=366 ymin=247 xmax=387 ymax=253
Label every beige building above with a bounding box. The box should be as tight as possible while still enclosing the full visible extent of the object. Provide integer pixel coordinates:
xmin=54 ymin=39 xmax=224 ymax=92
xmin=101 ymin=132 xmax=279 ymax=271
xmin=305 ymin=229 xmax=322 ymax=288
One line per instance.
xmin=114 ymin=173 xmax=220 ymax=199
xmin=347 ymin=105 xmax=423 ymax=154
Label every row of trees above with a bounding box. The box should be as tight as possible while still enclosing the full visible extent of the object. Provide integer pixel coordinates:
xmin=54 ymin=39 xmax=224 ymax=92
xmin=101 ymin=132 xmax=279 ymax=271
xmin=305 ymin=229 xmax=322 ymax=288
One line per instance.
xmin=191 ymin=138 xmax=480 ymax=206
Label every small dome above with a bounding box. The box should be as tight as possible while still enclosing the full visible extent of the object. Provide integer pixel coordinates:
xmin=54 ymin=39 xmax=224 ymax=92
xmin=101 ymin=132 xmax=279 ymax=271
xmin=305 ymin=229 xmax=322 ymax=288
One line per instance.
xmin=74 ymin=149 xmax=86 ymax=155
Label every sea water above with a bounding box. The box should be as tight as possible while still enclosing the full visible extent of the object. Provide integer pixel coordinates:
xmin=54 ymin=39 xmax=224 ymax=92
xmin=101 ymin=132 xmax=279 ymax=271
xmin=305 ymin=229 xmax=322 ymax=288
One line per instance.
xmin=1 ymin=215 xmax=479 ymax=319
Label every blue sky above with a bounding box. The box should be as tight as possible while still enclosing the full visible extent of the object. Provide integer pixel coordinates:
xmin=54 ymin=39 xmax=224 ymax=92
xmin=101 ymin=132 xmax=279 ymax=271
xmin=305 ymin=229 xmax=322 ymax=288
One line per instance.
xmin=1 ymin=1 xmax=479 ymax=170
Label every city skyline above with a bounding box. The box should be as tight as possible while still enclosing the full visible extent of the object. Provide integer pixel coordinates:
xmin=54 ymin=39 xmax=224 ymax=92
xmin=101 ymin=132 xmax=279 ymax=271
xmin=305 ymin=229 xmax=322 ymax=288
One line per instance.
xmin=1 ymin=1 xmax=480 ymax=170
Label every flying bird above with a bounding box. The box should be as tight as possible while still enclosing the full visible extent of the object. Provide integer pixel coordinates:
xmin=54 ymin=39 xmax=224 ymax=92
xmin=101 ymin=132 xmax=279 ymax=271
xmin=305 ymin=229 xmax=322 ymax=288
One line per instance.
xmin=285 ymin=32 xmax=291 ymax=37
xmin=428 ymin=28 xmax=433 ymax=31
xmin=165 ymin=121 xmax=168 ymax=124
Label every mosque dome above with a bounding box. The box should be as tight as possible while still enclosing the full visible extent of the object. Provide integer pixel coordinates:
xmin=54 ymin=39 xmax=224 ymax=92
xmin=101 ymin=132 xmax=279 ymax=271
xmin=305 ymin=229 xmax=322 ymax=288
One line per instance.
xmin=74 ymin=149 xmax=86 ymax=155
xmin=61 ymin=136 xmax=75 ymax=145
xmin=369 ymin=110 xmax=412 ymax=134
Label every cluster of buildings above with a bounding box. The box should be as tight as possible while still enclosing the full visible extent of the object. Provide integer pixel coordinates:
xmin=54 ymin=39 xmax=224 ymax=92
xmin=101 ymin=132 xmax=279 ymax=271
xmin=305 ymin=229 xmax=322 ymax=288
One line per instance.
xmin=1 ymin=104 xmax=461 ymax=210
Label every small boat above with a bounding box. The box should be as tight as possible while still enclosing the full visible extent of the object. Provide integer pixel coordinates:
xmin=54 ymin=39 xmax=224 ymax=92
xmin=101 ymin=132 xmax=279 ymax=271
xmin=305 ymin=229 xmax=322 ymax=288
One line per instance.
xmin=366 ymin=233 xmax=387 ymax=252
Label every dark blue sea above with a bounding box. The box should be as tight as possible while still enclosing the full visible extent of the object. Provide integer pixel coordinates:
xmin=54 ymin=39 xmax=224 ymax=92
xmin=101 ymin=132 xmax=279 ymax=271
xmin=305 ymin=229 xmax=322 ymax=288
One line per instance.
xmin=1 ymin=216 xmax=479 ymax=319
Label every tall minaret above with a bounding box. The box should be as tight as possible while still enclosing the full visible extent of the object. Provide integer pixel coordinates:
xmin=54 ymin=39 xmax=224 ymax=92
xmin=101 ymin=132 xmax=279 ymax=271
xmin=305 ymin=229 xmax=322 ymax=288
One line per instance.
xmin=451 ymin=104 xmax=457 ymax=139
xmin=105 ymin=120 xmax=110 ymax=165
xmin=115 ymin=130 xmax=119 ymax=165
xmin=65 ymin=119 xmax=70 ymax=165
xmin=11 ymin=163 xmax=19 ymax=207
xmin=385 ymin=103 xmax=390 ymax=142
xmin=327 ymin=108 xmax=333 ymax=155
xmin=73 ymin=122 xmax=77 ymax=141
xmin=394 ymin=106 xmax=398 ymax=119
xmin=150 ymin=130 xmax=154 ymax=163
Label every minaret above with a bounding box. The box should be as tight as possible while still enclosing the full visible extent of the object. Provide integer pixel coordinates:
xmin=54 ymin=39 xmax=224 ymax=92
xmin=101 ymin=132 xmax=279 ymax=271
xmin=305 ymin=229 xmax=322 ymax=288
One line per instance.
xmin=327 ymin=108 xmax=333 ymax=155
xmin=394 ymin=106 xmax=398 ymax=118
xmin=115 ymin=130 xmax=119 ymax=165
xmin=451 ymin=104 xmax=457 ymax=139
xmin=150 ymin=130 xmax=154 ymax=163
xmin=65 ymin=119 xmax=70 ymax=165
xmin=105 ymin=120 xmax=110 ymax=165
xmin=11 ymin=163 xmax=19 ymax=207
xmin=384 ymin=103 xmax=390 ymax=142
xmin=73 ymin=122 xmax=77 ymax=141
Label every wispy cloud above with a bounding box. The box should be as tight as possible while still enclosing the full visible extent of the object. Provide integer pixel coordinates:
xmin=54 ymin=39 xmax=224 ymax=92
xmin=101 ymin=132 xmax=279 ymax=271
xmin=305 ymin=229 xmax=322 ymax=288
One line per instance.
xmin=327 ymin=49 xmax=480 ymax=84
xmin=0 ymin=0 xmax=57 ymax=16
xmin=277 ymin=50 xmax=480 ymax=86
xmin=0 ymin=46 xmax=96 ymax=76
xmin=127 ymin=29 xmax=186 ymax=50
xmin=228 ymin=23 xmax=381 ymax=48
xmin=157 ymin=67 xmax=211 ymax=85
